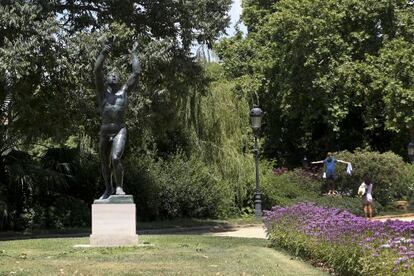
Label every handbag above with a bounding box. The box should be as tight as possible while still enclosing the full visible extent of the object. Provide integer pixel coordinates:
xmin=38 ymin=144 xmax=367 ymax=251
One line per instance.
xmin=358 ymin=183 xmax=366 ymax=197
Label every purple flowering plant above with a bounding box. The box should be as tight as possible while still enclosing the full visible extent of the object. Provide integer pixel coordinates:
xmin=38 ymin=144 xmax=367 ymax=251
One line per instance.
xmin=272 ymin=167 xmax=288 ymax=176
xmin=264 ymin=203 xmax=414 ymax=275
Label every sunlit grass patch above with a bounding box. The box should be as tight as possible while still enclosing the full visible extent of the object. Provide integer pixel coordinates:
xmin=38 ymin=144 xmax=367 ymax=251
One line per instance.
xmin=0 ymin=235 xmax=327 ymax=275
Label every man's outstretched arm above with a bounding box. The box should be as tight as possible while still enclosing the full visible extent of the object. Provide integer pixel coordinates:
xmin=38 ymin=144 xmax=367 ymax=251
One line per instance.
xmin=94 ymin=45 xmax=110 ymax=101
xmin=124 ymin=42 xmax=141 ymax=93
xmin=337 ymin=159 xmax=351 ymax=165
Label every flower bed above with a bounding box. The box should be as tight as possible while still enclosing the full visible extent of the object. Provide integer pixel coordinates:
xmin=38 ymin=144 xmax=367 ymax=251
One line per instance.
xmin=264 ymin=203 xmax=414 ymax=275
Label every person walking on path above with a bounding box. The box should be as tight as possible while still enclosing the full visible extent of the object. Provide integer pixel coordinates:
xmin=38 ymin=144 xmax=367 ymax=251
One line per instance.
xmin=358 ymin=176 xmax=374 ymax=219
xmin=311 ymin=152 xmax=351 ymax=195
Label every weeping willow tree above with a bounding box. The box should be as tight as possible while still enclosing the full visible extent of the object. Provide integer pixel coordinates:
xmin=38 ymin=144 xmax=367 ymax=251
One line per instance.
xmin=185 ymin=63 xmax=271 ymax=213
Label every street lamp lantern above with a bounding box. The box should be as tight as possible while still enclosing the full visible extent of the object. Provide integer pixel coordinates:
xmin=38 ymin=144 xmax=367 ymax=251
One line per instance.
xmin=250 ymin=105 xmax=263 ymax=217
xmin=250 ymin=106 xmax=263 ymax=131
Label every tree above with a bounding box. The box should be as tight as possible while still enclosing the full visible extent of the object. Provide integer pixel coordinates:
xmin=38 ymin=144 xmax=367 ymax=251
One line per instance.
xmin=0 ymin=3 xmax=73 ymax=154
xmin=36 ymin=0 xmax=231 ymax=50
xmin=216 ymin=0 xmax=414 ymax=165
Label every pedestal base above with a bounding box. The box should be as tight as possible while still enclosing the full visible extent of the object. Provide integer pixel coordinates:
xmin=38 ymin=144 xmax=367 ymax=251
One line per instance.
xmin=90 ymin=234 xmax=138 ymax=247
xmin=90 ymin=198 xmax=138 ymax=247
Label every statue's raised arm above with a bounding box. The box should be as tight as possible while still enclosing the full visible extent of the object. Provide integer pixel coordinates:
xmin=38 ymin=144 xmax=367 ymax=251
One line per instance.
xmin=94 ymin=44 xmax=111 ymax=104
xmin=123 ymin=42 xmax=141 ymax=93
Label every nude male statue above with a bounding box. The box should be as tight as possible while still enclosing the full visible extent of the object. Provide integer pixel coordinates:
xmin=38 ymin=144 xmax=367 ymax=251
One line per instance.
xmin=94 ymin=41 xmax=140 ymax=200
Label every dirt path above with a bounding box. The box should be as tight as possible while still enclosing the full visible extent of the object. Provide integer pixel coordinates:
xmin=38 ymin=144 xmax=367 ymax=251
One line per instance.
xmin=374 ymin=215 xmax=414 ymax=222
xmin=207 ymin=214 xmax=414 ymax=239
xmin=209 ymin=225 xmax=267 ymax=239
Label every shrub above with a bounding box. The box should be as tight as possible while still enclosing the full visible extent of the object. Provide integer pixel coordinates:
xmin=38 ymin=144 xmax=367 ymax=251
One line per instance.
xmin=47 ymin=197 xmax=90 ymax=228
xmin=0 ymin=147 xmax=99 ymax=231
xmin=289 ymin=168 xmax=324 ymax=194
xmin=261 ymin=168 xmax=321 ymax=209
xmin=125 ymin=153 xmax=230 ymax=220
xmin=400 ymin=164 xmax=414 ymax=202
xmin=21 ymin=197 xmax=90 ymax=230
xmin=261 ymin=173 xmax=302 ymax=208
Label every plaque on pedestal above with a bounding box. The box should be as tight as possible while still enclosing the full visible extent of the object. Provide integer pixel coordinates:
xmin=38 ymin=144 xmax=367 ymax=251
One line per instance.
xmin=90 ymin=195 xmax=138 ymax=247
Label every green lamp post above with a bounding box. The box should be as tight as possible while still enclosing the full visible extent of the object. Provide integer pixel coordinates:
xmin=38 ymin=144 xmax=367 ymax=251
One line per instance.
xmin=250 ymin=105 xmax=264 ymax=217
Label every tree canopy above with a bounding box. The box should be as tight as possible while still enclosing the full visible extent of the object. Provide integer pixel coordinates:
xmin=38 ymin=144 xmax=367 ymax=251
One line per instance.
xmin=216 ymin=0 xmax=414 ymax=164
xmin=0 ymin=0 xmax=232 ymax=155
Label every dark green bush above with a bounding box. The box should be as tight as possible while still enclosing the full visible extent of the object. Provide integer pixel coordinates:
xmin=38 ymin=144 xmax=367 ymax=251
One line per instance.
xmin=47 ymin=197 xmax=90 ymax=228
xmin=126 ymin=153 xmax=231 ymax=221
xmin=0 ymin=147 xmax=98 ymax=231
xmin=19 ymin=197 xmax=90 ymax=230
xmin=261 ymin=169 xmax=321 ymax=209
xmin=399 ymin=164 xmax=414 ymax=202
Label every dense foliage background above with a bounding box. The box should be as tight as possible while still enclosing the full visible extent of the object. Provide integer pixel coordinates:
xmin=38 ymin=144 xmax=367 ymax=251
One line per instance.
xmin=217 ymin=0 xmax=414 ymax=165
xmin=0 ymin=0 xmax=413 ymax=231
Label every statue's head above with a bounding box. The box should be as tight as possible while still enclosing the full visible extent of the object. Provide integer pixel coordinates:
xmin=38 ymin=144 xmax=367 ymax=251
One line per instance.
xmin=106 ymin=70 xmax=120 ymax=86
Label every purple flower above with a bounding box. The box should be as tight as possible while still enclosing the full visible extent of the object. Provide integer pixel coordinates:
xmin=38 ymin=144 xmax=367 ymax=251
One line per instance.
xmin=264 ymin=202 xmax=414 ymax=272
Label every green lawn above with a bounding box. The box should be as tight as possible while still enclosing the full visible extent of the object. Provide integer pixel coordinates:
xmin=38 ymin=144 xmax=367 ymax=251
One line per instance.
xmin=0 ymin=235 xmax=327 ymax=275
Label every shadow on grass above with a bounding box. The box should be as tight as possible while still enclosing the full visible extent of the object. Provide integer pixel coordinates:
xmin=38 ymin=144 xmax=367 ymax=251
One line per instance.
xmin=0 ymin=217 xmax=263 ymax=241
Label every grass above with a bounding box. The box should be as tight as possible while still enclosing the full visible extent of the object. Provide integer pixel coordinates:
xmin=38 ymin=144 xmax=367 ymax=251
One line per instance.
xmin=379 ymin=204 xmax=414 ymax=217
xmin=0 ymin=235 xmax=328 ymax=275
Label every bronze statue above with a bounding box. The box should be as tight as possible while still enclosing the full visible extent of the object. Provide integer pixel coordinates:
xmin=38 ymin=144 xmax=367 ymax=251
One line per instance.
xmin=94 ymin=41 xmax=140 ymax=200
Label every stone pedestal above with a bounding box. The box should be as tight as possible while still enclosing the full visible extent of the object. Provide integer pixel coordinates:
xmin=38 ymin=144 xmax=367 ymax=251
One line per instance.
xmin=90 ymin=195 xmax=138 ymax=247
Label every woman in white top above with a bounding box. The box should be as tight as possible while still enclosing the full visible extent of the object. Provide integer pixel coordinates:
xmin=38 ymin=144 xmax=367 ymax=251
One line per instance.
xmin=361 ymin=176 xmax=374 ymax=219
